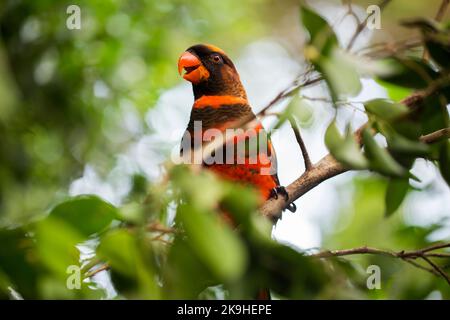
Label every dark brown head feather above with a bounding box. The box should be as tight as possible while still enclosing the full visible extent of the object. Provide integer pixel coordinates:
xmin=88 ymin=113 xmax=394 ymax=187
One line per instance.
xmin=185 ymin=44 xmax=247 ymax=100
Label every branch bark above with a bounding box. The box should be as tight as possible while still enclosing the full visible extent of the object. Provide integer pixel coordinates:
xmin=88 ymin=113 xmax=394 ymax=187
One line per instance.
xmin=261 ymin=154 xmax=346 ymax=217
xmin=311 ymin=243 xmax=450 ymax=285
xmin=420 ymin=127 xmax=450 ymax=144
xmin=312 ymin=243 xmax=450 ymax=259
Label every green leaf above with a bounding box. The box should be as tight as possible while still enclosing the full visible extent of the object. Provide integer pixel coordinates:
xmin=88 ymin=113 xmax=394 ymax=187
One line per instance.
xmin=97 ymin=230 xmax=138 ymax=277
xmin=426 ymin=34 xmax=450 ymax=69
xmin=34 ymin=217 xmax=83 ymax=278
xmin=385 ymin=178 xmax=409 ymax=217
xmin=325 ymin=121 xmax=368 ymax=169
xmin=364 ymin=99 xmax=409 ymax=121
xmin=376 ymin=120 xmax=431 ymax=157
xmin=378 ymin=57 xmax=438 ymax=89
xmin=97 ymin=229 xmax=160 ymax=298
xmin=221 ymin=184 xmax=260 ymax=226
xmin=176 ymin=204 xmax=247 ymax=282
xmin=274 ymin=96 xmax=313 ymax=130
xmin=362 ymin=128 xmax=407 ymax=177
xmin=439 ymin=141 xmax=450 ymax=186
xmin=385 ymin=130 xmax=430 ymax=156
xmin=300 ymin=5 xmax=361 ymax=101
xmin=300 ymin=5 xmax=338 ymax=57
xmin=339 ymin=53 xmax=397 ymax=78
xmin=402 ymin=18 xmax=450 ymax=69
xmin=171 ymin=166 xmax=226 ymax=210
xmin=376 ymin=79 xmax=413 ymax=101
xmin=32 ymin=217 xmax=107 ymax=298
xmin=37 ymin=275 xmax=104 ymax=299
xmin=164 ymin=237 xmax=216 ymax=299
xmin=389 ymin=135 xmax=430 ymax=156
xmin=292 ymin=98 xmax=314 ymax=127
xmin=249 ymin=241 xmax=329 ymax=299
xmin=48 ymin=195 xmax=118 ymax=238
xmin=318 ymin=48 xmax=362 ymax=101
xmin=0 ymin=228 xmax=40 ymax=298
xmin=118 ymin=203 xmax=145 ymax=224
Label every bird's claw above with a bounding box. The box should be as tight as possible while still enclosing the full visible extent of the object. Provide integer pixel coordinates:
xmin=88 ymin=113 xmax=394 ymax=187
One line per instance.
xmin=270 ymin=186 xmax=288 ymax=201
xmin=270 ymin=186 xmax=296 ymax=213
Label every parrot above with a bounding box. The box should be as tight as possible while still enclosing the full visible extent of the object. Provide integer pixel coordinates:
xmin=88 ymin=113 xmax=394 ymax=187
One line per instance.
xmin=177 ymin=44 xmax=296 ymax=215
xmin=177 ymin=44 xmax=296 ymax=300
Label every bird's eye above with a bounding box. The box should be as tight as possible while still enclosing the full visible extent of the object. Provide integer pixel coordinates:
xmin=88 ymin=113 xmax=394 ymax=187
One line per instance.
xmin=212 ymin=54 xmax=222 ymax=63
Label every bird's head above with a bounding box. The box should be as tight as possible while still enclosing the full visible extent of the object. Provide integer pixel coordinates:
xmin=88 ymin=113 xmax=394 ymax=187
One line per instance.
xmin=178 ymin=44 xmax=247 ymax=100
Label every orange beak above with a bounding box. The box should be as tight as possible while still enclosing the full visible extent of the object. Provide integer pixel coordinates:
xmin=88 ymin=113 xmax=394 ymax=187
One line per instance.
xmin=178 ymin=51 xmax=209 ymax=84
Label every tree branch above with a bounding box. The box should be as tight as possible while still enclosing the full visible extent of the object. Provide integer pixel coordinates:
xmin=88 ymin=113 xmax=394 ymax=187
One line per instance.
xmin=311 ymin=242 xmax=450 ymax=285
xmin=261 ymin=124 xmax=448 ymax=219
xmin=422 ymin=256 xmax=450 ymax=285
xmin=312 ymin=243 xmax=450 ymax=259
xmin=420 ymin=127 xmax=450 ymax=144
xmin=261 ymin=86 xmax=449 ymax=220
xmin=288 ymin=116 xmax=313 ymax=171
xmin=261 ymin=154 xmax=346 ymax=217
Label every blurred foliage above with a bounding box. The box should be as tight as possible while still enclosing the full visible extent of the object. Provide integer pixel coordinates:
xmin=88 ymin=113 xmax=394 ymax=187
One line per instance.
xmin=323 ymin=176 xmax=450 ymax=299
xmin=0 ymin=0 xmax=271 ymax=226
xmin=0 ymin=0 xmax=449 ymax=300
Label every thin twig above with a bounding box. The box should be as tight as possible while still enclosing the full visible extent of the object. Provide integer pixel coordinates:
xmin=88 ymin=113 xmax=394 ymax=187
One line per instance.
xmin=346 ymin=0 xmax=393 ymax=50
xmin=288 ymin=116 xmax=313 ymax=170
xmin=424 ymin=0 xmax=449 ymax=60
xmin=147 ymin=222 xmax=178 ymax=234
xmin=150 ymin=234 xmax=173 ymax=245
xmin=259 ymin=75 xmax=322 ymax=117
xmin=426 ymin=253 xmax=450 ymax=258
xmin=85 ymin=264 xmax=110 ymax=278
xmin=312 ymin=244 xmax=450 ymax=259
xmin=403 ymin=258 xmax=440 ymax=277
xmin=422 ymin=256 xmax=450 ymax=285
xmin=420 ymin=127 xmax=450 ymax=144
xmin=312 ymin=246 xmax=394 ymax=258
xmin=435 ymin=0 xmax=449 ymax=22
xmin=364 ymin=38 xmax=423 ymax=59
xmin=357 ymin=37 xmax=422 ymax=56
xmin=345 ymin=0 xmax=361 ymax=25
xmin=311 ymin=243 xmax=450 ymax=285
xmin=420 ymin=242 xmax=450 ymax=254
xmin=300 ymin=95 xmax=366 ymax=113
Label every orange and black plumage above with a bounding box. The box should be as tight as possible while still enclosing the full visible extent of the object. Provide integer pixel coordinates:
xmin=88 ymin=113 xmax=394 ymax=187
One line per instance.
xmin=178 ymin=44 xmax=296 ymax=208
xmin=178 ymin=44 xmax=296 ymax=300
